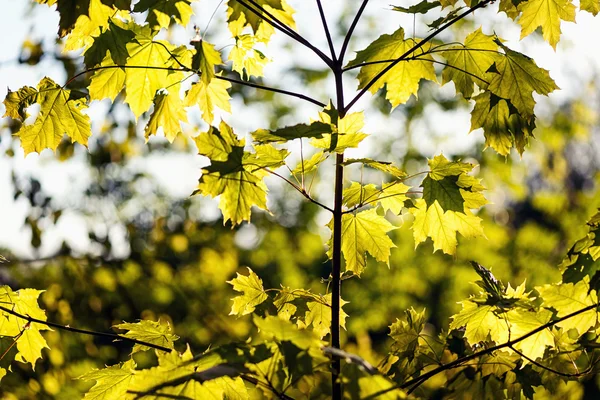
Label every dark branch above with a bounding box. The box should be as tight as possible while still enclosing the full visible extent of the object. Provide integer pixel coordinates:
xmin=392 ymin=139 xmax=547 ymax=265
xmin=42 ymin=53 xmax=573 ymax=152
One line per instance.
xmin=339 ymin=0 xmax=369 ymax=65
xmin=316 ymin=0 xmax=337 ymax=61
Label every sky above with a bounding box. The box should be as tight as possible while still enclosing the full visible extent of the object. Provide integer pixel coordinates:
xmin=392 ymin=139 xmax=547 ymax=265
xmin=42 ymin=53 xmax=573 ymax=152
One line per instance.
xmin=1 ymin=0 xmax=599 ymax=257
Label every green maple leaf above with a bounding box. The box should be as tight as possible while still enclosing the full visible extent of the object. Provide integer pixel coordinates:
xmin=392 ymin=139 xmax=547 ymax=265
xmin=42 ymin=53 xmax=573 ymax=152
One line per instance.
xmin=227 ymin=267 xmax=269 ymax=316
xmin=505 ymin=308 xmax=554 ymax=361
xmin=410 ymin=154 xmax=487 ymax=255
xmin=479 ymin=351 xmax=519 ymax=377
xmin=450 ymin=301 xmax=509 ymax=344
xmin=190 ymin=39 xmax=222 ymax=84
xmin=471 ymin=91 xmax=536 ymax=155
xmin=253 ymin=315 xmax=322 ymax=350
xmin=441 ymin=28 xmax=499 ymax=98
xmin=292 ymin=151 xmax=328 ymax=175
xmin=518 ymin=0 xmax=576 ymax=49
xmin=0 ymin=287 xmax=50 ymax=368
xmin=342 ymin=182 xmax=379 ymax=208
xmin=303 ymin=294 xmax=348 ymax=339
xmin=252 ymin=121 xmax=332 ymax=144
xmin=83 ymin=19 xmax=135 ymax=68
xmin=228 ymin=25 xmax=270 ymax=79
xmin=89 ymin=55 xmax=126 ymax=102
xmin=3 ymin=86 xmax=37 ymax=121
xmin=537 ymin=279 xmax=598 ymax=336
xmin=392 ymin=0 xmax=441 ymax=14
xmin=581 ymin=0 xmax=600 ymax=15
xmin=184 ymin=73 xmax=232 ymax=124
xmin=378 ymin=182 xmax=411 ymax=215
xmin=342 ymin=158 xmax=406 ymax=179
xmin=389 ymin=307 xmax=426 ymax=355
xmin=12 ymin=77 xmax=91 ymax=155
xmin=62 ymin=0 xmax=123 ymax=51
xmin=79 ymin=360 xmax=136 ymax=400
xmin=346 ymin=27 xmax=436 ymax=108
xmin=338 ymin=209 xmax=396 ymax=276
xmin=194 ymin=121 xmax=270 ymax=225
xmin=227 ymin=0 xmax=295 ymax=41
xmin=134 ymin=0 xmax=195 ymax=29
xmin=113 ymin=320 xmax=179 ymax=353
xmin=125 ymin=28 xmax=180 ymax=118
xmin=311 ymin=107 xmax=368 ymax=152
xmin=486 ymin=44 xmax=558 ymax=120
xmin=145 ymin=86 xmax=187 ymax=142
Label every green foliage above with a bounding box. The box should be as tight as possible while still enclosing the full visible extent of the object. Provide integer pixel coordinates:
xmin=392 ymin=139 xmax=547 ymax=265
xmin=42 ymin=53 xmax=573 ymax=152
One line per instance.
xmin=1 ymin=0 xmax=599 ymax=399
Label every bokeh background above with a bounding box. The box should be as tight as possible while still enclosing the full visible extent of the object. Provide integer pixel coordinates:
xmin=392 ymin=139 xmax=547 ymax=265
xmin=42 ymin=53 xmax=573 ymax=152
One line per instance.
xmin=1 ymin=1 xmax=600 ymax=398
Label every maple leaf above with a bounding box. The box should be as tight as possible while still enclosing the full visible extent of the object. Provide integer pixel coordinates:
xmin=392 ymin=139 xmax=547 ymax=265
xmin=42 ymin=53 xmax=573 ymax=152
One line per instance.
xmin=342 ymin=158 xmax=406 ymax=179
xmin=184 ymin=73 xmax=232 ymax=124
xmin=450 ymin=301 xmax=509 ymax=344
xmin=311 ymin=106 xmax=368 ymax=152
xmin=389 ymin=308 xmax=426 ymax=355
xmin=486 ymin=44 xmax=558 ymax=120
xmin=505 ymin=308 xmax=554 ymax=361
xmin=228 ymin=28 xmax=270 ymax=79
xmin=581 ymin=0 xmax=600 ymax=15
xmin=194 ymin=121 xmax=270 ymax=225
xmin=89 ymin=55 xmax=126 ymax=102
xmin=338 ymin=209 xmax=397 ymax=276
xmin=346 ymin=27 xmax=436 ymax=108
xmin=79 ymin=360 xmax=136 ymax=400
xmin=62 ymin=0 xmax=124 ymax=52
xmin=537 ymin=279 xmax=598 ymax=336
xmin=441 ymin=28 xmax=499 ymax=98
xmin=377 ymin=182 xmax=411 ymax=215
xmin=0 ymin=287 xmax=50 ymax=368
xmin=517 ymin=0 xmax=576 ymax=49
xmin=303 ymin=294 xmax=348 ymax=339
xmin=3 ymin=86 xmax=37 ymax=121
xmin=145 ymin=86 xmax=188 ymax=142
xmin=190 ymin=39 xmax=222 ymax=84
xmin=410 ymin=154 xmax=487 ymax=255
xmin=292 ymin=151 xmax=328 ymax=175
xmin=113 ymin=320 xmax=179 ymax=353
xmin=343 ymin=182 xmax=379 ymax=208
xmin=83 ymin=19 xmax=135 ymax=68
xmin=227 ymin=267 xmax=269 ymax=316
xmin=13 ymin=77 xmax=91 ymax=155
xmin=134 ymin=0 xmax=195 ymax=29
xmin=227 ymin=0 xmax=296 ymax=42
xmin=124 ymin=27 xmax=180 ymax=118
xmin=252 ymin=121 xmax=332 ymax=144
xmin=253 ymin=315 xmax=322 ymax=350
xmin=470 ymin=91 xmax=536 ymax=156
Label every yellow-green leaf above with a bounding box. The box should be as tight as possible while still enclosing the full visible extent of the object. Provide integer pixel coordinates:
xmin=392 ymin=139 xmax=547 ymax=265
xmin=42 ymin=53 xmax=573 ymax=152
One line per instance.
xmin=184 ymin=74 xmax=231 ymax=124
xmin=303 ymin=294 xmax=348 ymax=339
xmin=346 ymin=28 xmax=436 ymax=108
xmin=134 ymin=0 xmax=194 ymax=29
xmin=518 ymin=0 xmax=576 ymax=49
xmin=145 ymin=86 xmax=188 ymax=142
xmin=113 ymin=320 xmax=179 ymax=353
xmin=442 ymin=28 xmax=498 ymax=98
xmin=15 ymin=77 xmax=91 ymax=155
xmin=537 ymin=279 xmax=598 ymax=336
xmin=378 ymin=182 xmax=411 ymax=215
xmin=581 ymin=0 xmax=600 ymax=15
xmin=450 ymin=301 xmax=509 ymax=344
xmin=343 ymin=182 xmax=379 ymax=208
xmin=338 ymin=209 xmax=396 ymax=276
xmin=190 ymin=39 xmax=222 ymax=84
xmin=227 ymin=267 xmax=269 ymax=316
xmin=79 ymin=360 xmax=136 ymax=400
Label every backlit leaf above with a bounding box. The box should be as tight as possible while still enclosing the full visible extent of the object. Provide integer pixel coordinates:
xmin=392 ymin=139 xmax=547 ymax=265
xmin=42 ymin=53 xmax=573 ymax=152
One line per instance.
xmin=517 ymin=0 xmax=576 ymax=49
xmin=79 ymin=360 xmax=136 ymax=400
xmin=338 ymin=209 xmax=396 ymax=276
xmin=113 ymin=320 xmax=179 ymax=353
xmin=145 ymin=86 xmax=188 ymax=142
xmin=184 ymin=74 xmax=232 ymax=124
xmin=252 ymin=121 xmax=332 ymax=144
xmin=228 ymin=267 xmax=269 ymax=316
xmin=347 ymin=28 xmax=436 ymax=108
xmin=134 ymin=0 xmax=195 ymax=29
xmin=14 ymin=77 xmax=91 ymax=155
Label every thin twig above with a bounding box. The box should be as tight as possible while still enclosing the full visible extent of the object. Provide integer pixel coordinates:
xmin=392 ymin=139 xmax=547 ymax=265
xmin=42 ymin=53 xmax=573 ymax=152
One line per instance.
xmin=339 ymin=0 xmax=370 ymax=64
xmin=0 ymin=304 xmax=172 ymax=353
xmin=265 ymin=169 xmax=334 ymax=213
xmin=316 ymin=0 xmax=337 ymax=61
xmin=235 ymin=0 xmax=333 ymax=67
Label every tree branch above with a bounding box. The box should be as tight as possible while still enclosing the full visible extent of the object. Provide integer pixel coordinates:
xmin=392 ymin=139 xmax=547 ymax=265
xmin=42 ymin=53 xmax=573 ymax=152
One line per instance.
xmin=235 ymin=0 xmax=333 ymax=67
xmin=339 ymin=0 xmax=369 ymax=65
xmin=0 ymin=304 xmax=172 ymax=353
xmin=316 ymin=0 xmax=336 ymax=61
xmin=343 ymin=0 xmax=495 ymax=114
